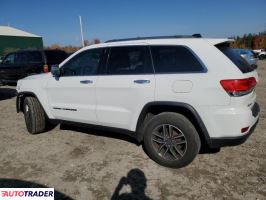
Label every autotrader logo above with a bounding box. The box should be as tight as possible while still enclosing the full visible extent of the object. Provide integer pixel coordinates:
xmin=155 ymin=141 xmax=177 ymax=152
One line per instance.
xmin=0 ymin=188 xmax=54 ymax=200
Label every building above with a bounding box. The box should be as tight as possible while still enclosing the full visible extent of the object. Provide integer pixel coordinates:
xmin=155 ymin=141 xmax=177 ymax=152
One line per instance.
xmin=0 ymin=26 xmax=43 ymax=57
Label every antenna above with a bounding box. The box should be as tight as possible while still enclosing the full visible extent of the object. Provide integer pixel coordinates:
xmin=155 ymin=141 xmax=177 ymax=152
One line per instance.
xmin=79 ymin=16 xmax=85 ymax=47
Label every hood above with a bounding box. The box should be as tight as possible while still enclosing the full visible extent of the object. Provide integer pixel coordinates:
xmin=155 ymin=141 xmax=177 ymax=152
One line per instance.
xmin=23 ymin=73 xmax=51 ymax=80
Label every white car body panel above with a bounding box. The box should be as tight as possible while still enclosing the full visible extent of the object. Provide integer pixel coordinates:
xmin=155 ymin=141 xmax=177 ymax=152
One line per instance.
xmin=46 ymin=76 xmax=98 ymax=124
xmin=96 ymin=74 xmax=155 ymax=130
xmin=16 ymin=37 xmax=259 ymax=140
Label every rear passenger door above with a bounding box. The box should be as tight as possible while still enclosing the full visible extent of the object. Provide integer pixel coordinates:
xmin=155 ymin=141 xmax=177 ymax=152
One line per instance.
xmin=150 ymin=45 xmax=206 ymax=104
xmin=96 ymin=46 xmax=155 ymax=130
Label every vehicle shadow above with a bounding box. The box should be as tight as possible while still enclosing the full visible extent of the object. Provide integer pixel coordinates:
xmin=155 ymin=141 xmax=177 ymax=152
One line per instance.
xmin=59 ymin=124 xmax=222 ymax=153
xmin=0 ymin=178 xmax=74 ymax=200
xmin=111 ymin=168 xmax=152 ymax=200
xmin=0 ymin=88 xmax=17 ymax=101
xmin=60 ymin=124 xmax=140 ymax=146
xmin=199 ymin=147 xmax=221 ymax=154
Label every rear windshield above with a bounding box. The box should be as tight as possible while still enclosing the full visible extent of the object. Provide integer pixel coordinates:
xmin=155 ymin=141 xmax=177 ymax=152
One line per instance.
xmin=216 ymin=46 xmax=254 ymax=73
xmin=44 ymin=50 xmax=68 ymax=64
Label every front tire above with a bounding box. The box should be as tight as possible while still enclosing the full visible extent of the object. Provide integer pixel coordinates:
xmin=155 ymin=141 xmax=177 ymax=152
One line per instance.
xmin=143 ymin=112 xmax=201 ymax=168
xmin=23 ymin=97 xmax=46 ymax=134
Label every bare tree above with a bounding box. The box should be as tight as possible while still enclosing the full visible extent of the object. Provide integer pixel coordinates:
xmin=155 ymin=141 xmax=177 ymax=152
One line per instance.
xmin=49 ymin=43 xmax=61 ymax=49
xmin=93 ymin=38 xmax=101 ymax=44
xmin=84 ymin=40 xmax=90 ymax=46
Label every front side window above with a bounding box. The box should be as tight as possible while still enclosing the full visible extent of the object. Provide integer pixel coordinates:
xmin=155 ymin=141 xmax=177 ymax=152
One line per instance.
xmin=3 ymin=53 xmax=16 ymax=65
xmin=151 ymin=46 xmax=204 ymax=73
xmin=106 ymin=46 xmax=152 ymax=75
xmin=61 ymin=48 xmax=103 ymax=76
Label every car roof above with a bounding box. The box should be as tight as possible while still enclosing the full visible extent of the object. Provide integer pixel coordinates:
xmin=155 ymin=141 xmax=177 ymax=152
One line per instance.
xmin=80 ymin=37 xmax=233 ymax=51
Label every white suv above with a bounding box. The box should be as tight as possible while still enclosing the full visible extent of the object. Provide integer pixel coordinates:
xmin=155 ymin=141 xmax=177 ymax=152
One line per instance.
xmin=16 ymin=35 xmax=260 ymax=168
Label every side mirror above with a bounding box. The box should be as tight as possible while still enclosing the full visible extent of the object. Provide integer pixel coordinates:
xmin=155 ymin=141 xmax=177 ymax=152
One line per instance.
xmin=51 ymin=64 xmax=60 ymax=77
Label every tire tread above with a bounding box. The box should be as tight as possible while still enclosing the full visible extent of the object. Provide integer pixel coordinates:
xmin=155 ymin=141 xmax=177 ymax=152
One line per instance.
xmin=24 ymin=97 xmax=46 ymax=134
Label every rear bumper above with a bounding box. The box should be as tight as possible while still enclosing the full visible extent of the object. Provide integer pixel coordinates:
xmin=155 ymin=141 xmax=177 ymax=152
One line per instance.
xmin=209 ymin=117 xmax=259 ymax=148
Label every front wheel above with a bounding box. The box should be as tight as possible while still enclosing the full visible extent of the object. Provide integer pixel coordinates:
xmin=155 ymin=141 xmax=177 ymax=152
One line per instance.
xmin=23 ymin=97 xmax=46 ymax=134
xmin=143 ymin=112 xmax=201 ymax=168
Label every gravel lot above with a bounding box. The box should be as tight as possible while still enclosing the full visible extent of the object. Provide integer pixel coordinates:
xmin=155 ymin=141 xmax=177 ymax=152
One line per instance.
xmin=0 ymin=61 xmax=265 ymax=200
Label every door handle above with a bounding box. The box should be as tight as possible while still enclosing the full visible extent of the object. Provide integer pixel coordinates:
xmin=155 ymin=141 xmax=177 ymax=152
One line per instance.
xmin=134 ymin=80 xmax=150 ymax=84
xmin=80 ymin=80 xmax=93 ymax=84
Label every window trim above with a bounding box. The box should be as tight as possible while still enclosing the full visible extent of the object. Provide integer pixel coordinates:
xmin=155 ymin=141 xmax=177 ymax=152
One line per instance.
xmin=103 ymin=45 xmax=155 ymax=76
xmin=60 ymin=48 xmax=105 ymax=77
xmin=26 ymin=51 xmax=44 ymax=64
xmin=3 ymin=53 xmax=16 ymax=65
xmin=149 ymin=45 xmax=208 ymax=74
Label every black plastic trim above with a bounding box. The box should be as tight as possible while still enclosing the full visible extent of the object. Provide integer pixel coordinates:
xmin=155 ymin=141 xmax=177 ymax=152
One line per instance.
xmin=16 ymin=92 xmax=45 ymax=114
xmin=135 ymin=101 xmax=211 ymax=145
xmin=251 ymin=102 xmax=260 ymax=117
xmin=17 ymin=92 xmax=36 ymax=113
xmin=105 ymin=34 xmax=202 ymax=43
xmin=209 ymin=119 xmax=259 ymax=148
xmin=50 ymin=119 xmax=137 ymax=140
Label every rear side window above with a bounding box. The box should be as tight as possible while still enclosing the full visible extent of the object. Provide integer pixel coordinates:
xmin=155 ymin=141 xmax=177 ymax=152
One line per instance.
xmin=16 ymin=53 xmax=29 ymax=64
xmin=28 ymin=51 xmax=43 ymax=62
xmin=217 ymin=47 xmax=254 ymax=73
xmin=150 ymin=46 xmax=204 ymax=73
xmin=44 ymin=50 xmax=68 ymax=64
xmin=106 ymin=46 xmax=153 ymax=75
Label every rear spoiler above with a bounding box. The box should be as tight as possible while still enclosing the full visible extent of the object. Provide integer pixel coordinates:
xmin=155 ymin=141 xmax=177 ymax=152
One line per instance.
xmin=205 ymin=38 xmax=234 ymax=46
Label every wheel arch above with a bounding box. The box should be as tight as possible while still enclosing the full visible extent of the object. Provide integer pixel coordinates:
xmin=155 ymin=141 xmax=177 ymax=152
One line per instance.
xmin=16 ymin=92 xmax=50 ymax=119
xmin=135 ymin=102 xmax=211 ymax=147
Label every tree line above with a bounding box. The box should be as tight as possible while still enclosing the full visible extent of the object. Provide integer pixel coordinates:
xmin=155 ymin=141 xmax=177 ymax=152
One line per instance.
xmin=46 ymin=32 xmax=266 ymax=54
xmin=230 ymin=32 xmax=266 ymax=49
xmin=45 ymin=38 xmax=101 ymax=53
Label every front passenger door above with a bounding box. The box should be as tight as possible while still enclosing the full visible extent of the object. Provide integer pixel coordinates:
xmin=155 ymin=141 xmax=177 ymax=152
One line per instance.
xmin=47 ymin=48 xmax=104 ymax=124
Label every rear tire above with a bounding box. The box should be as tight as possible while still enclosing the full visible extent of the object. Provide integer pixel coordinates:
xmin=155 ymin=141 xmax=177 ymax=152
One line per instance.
xmin=143 ymin=112 xmax=201 ymax=168
xmin=23 ymin=97 xmax=46 ymax=134
xmin=259 ymin=55 xmax=265 ymax=60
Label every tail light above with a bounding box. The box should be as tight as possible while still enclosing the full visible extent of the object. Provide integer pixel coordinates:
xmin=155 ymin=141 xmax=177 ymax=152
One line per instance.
xmin=43 ymin=64 xmax=49 ymax=73
xmin=220 ymin=77 xmax=256 ymax=97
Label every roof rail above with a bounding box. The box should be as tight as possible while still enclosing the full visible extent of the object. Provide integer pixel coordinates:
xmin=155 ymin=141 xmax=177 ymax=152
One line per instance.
xmin=105 ymin=34 xmax=202 ymax=43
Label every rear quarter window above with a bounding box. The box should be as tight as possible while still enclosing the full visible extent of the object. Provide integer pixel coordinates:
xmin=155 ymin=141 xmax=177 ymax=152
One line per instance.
xmin=216 ymin=46 xmax=254 ymax=73
xmin=150 ymin=46 xmax=204 ymax=73
xmin=44 ymin=50 xmax=68 ymax=64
